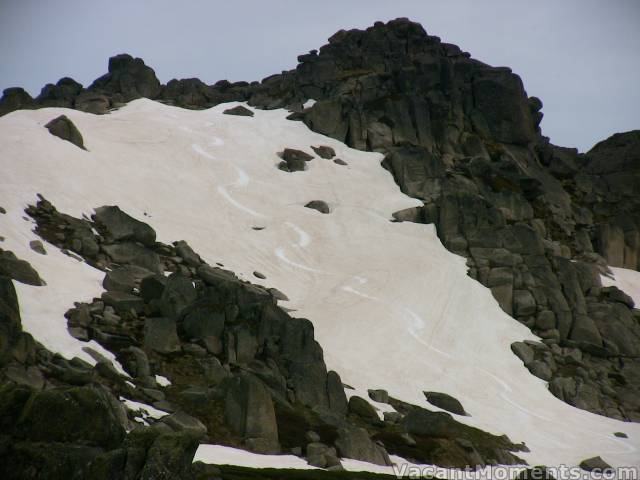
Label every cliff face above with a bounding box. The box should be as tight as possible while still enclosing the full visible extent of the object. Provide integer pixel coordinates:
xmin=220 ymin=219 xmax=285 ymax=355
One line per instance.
xmin=0 ymin=16 xmax=638 ymax=471
xmin=244 ymin=19 xmax=640 ymax=421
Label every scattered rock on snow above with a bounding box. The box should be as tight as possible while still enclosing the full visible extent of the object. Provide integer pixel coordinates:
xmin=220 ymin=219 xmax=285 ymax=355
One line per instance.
xmin=304 ymin=200 xmax=330 ymax=214
xmin=579 ymin=456 xmax=612 ymax=472
xmin=277 ymin=148 xmax=314 ymax=172
xmin=44 ymin=115 xmax=86 ymax=150
xmin=253 ymin=271 xmax=266 ymax=279
xmin=311 ymin=145 xmax=336 ymax=159
xmin=223 ymin=105 xmax=254 ymax=117
xmin=29 ymin=240 xmax=47 ymax=255
xmin=424 ymin=391 xmax=468 ymax=416
xmin=333 ymin=158 xmax=348 ymax=165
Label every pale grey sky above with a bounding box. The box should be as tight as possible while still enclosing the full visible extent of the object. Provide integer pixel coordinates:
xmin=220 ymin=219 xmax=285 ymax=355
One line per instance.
xmin=1 ymin=0 xmax=638 ymax=152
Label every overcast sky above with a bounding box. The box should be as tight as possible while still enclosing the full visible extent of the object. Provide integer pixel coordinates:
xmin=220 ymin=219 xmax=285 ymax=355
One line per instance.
xmin=1 ymin=0 xmax=638 ymax=152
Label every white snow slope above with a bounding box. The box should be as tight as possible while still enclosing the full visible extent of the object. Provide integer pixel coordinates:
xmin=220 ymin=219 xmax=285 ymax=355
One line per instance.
xmin=0 ymin=100 xmax=638 ymax=471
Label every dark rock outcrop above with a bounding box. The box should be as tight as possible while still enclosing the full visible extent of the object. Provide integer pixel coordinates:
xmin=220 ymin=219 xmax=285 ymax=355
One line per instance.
xmin=0 ymin=276 xmax=22 ymax=365
xmin=0 ymin=87 xmax=34 ymax=116
xmin=89 ymin=54 xmax=162 ymax=103
xmin=0 ymin=249 xmax=45 ymax=286
xmin=2 ymin=18 xmax=638 ymax=472
xmin=211 ymin=17 xmax=640 ymax=422
xmin=224 ymin=374 xmax=279 ymax=453
xmin=36 ymin=77 xmax=83 ymax=109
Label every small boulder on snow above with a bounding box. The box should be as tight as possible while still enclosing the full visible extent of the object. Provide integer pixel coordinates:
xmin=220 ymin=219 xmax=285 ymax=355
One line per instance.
xmin=424 ymin=391 xmax=468 ymax=416
xmin=579 ymin=456 xmax=612 ymax=472
xmin=311 ymin=145 xmax=336 ymax=159
xmin=44 ymin=115 xmax=86 ymax=150
xmin=29 ymin=240 xmax=47 ymax=255
xmin=304 ymin=200 xmax=330 ymax=214
xmin=277 ymin=148 xmax=313 ymax=172
xmin=223 ymin=105 xmax=254 ymax=117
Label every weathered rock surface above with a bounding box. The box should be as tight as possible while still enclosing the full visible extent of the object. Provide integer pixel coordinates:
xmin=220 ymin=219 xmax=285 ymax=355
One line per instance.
xmin=335 ymin=426 xmax=391 ymax=466
xmin=224 ymin=374 xmax=279 ymax=453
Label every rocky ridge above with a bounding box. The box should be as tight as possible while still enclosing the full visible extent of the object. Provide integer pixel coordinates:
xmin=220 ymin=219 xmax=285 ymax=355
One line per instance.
xmin=0 ymin=16 xmax=638 ymax=475
xmin=0 ymin=196 xmax=526 ymax=478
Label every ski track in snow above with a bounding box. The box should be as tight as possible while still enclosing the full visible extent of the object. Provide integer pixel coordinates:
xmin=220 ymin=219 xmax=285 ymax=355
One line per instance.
xmin=285 ymin=221 xmax=311 ymax=248
xmin=274 ymin=247 xmax=325 ymax=274
xmin=1 ymin=100 xmax=638 ymax=472
xmin=216 ymin=185 xmax=265 ymax=218
xmin=193 ymin=142 xmax=264 ymax=218
xmin=192 ymin=143 xmax=217 ymax=160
